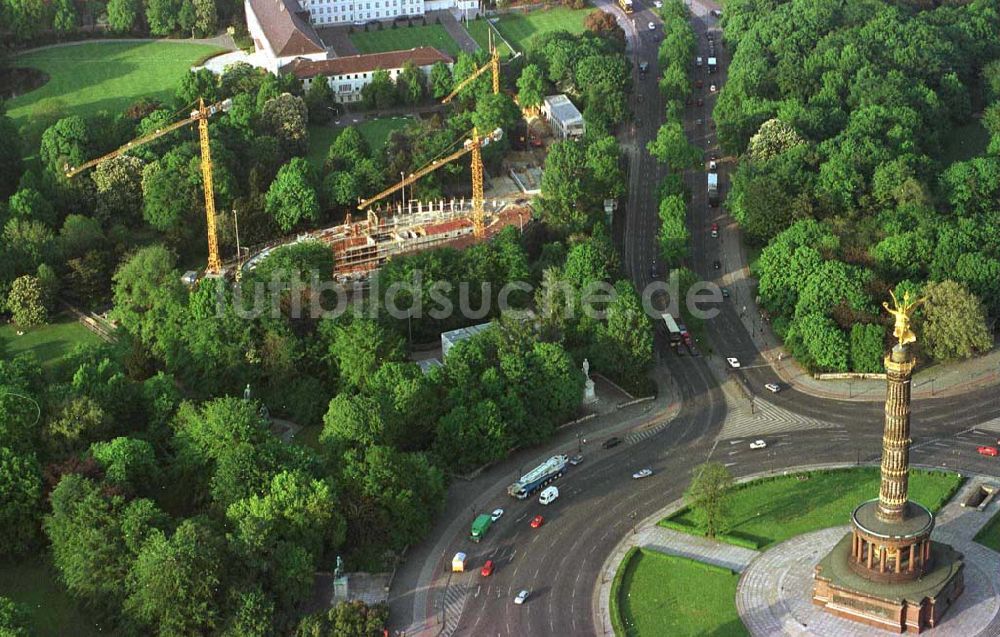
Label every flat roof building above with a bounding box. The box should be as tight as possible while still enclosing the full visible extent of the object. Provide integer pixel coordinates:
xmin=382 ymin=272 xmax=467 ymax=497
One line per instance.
xmin=541 ymin=94 xmax=585 ymax=139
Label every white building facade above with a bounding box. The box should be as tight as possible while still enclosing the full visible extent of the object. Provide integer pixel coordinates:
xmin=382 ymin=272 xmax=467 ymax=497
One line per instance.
xmin=542 ymin=94 xmax=585 ymax=139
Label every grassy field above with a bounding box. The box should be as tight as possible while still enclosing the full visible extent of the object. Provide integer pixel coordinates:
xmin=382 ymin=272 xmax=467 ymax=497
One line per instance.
xmin=466 ymin=19 xmax=517 ymax=59
xmin=350 ymin=24 xmax=461 ymax=57
xmin=8 ymin=41 xmax=224 ymax=154
xmin=0 ymin=557 xmax=111 ymax=637
xmin=616 ymin=550 xmax=747 ymax=637
xmin=974 ymin=507 xmax=1000 ymax=552
xmin=0 ymin=315 xmax=101 ymax=371
xmin=307 ymin=117 xmax=413 ymax=168
xmin=661 ymin=468 xmax=962 ymax=550
xmin=492 ymin=7 xmax=590 ymax=53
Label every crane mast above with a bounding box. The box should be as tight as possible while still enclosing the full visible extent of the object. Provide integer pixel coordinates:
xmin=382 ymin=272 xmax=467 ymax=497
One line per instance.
xmin=66 ymin=97 xmax=232 ymax=276
xmin=356 ymin=127 xmax=502 ymax=239
xmin=441 ymin=32 xmax=503 ymax=104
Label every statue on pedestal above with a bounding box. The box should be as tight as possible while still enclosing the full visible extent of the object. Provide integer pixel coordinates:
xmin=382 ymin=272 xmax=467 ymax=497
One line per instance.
xmin=582 ymin=358 xmax=597 ymax=404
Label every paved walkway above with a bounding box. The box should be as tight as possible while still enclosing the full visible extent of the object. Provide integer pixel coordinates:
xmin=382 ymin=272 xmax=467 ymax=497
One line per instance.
xmin=433 ymin=11 xmax=480 ymax=54
xmin=738 ymin=478 xmax=1000 ymax=636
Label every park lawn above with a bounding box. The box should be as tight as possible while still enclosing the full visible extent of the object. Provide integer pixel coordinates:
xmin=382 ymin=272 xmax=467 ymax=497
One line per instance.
xmin=493 ymin=7 xmax=591 ymax=53
xmin=0 ymin=314 xmax=101 ymax=371
xmin=307 ymin=117 xmax=413 ymax=169
xmin=616 ymin=550 xmax=747 ymax=637
xmin=8 ymin=41 xmax=225 ymax=153
xmin=350 ymin=24 xmax=461 ymax=57
xmin=466 ymin=19 xmax=517 ymax=59
xmin=974 ymin=507 xmax=1000 ymax=552
xmin=661 ymin=468 xmax=962 ymax=550
xmin=0 ymin=557 xmax=111 ymax=637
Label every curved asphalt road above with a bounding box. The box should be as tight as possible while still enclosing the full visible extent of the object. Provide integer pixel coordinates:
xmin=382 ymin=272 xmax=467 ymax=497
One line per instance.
xmin=391 ymin=2 xmax=1000 ymax=635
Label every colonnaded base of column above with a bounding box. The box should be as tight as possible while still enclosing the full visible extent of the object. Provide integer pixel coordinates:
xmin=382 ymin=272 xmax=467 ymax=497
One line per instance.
xmin=736 ymin=528 xmax=1000 ymax=637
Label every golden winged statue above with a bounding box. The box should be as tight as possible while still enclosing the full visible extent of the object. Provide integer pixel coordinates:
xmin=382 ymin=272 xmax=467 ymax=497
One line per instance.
xmin=883 ymin=289 xmax=924 ymax=347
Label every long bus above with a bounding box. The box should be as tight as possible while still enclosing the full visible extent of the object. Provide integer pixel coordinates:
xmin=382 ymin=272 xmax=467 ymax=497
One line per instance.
xmin=619 ymin=0 xmax=633 ymax=13
xmin=662 ymin=313 xmax=682 ymax=345
xmin=507 ymin=455 xmax=568 ymax=499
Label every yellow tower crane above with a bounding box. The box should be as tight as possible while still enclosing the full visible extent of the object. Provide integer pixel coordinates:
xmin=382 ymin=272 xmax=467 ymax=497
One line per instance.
xmin=66 ymin=98 xmax=233 ymax=276
xmin=441 ymin=33 xmax=502 ymax=104
xmin=357 ymin=127 xmax=503 ymax=239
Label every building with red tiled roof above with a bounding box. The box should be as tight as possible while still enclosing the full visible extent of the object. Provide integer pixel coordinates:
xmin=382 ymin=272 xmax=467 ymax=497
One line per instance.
xmin=246 ymin=0 xmax=328 ymax=73
xmin=284 ymin=47 xmax=453 ymax=103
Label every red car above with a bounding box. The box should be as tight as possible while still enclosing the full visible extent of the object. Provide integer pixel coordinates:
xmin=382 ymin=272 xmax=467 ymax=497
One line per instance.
xmin=480 ymin=560 xmax=495 ymax=577
xmin=978 ymin=446 xmax=998 ymax=457
xmin=710 ymin=222 xmax=719 ymax=232
xmin=530 ymin=515 xmax=544 ymax=529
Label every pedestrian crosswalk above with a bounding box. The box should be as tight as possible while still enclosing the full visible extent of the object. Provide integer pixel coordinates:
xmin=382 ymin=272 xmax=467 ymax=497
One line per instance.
xmin=719 ymin=395 xmax=839 ymax=439
xmin=440 ymin=575 xmax=470 ymax=636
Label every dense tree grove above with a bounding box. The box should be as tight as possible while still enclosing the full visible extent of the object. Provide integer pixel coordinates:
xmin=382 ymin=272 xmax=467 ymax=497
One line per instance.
xmin=718 ymin=0 xmax=1000 ymax=369
xmin=0 ymin=20 xmax=655 ymax=636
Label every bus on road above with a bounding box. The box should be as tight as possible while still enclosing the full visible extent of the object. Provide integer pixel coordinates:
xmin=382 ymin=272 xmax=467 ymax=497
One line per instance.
xmin=662 ymin=313 xmax=682 ymax=346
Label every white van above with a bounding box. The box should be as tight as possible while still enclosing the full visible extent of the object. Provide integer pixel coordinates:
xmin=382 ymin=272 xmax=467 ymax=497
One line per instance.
xmin=539 ymin=486 xmax=559 ymax=505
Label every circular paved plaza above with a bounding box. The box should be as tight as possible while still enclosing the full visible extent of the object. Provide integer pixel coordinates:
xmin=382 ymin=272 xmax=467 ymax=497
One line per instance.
xmin=736 ymin=527 xmax=1000 ymax=636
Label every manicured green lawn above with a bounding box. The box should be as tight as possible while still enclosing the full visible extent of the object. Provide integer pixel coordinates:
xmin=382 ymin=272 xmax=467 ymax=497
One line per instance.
xmin=616 ymin=550 xmax=747 ymax=637
xmin=8 ymin=41 xmax=224 ymax=154
xmin=661 ymin=468 xmax=962 ymax=550
xmin=307 ymin=117 xmax=413 ymax=169
xmin=974 ymin=507 xmax=1000 ymax=552
xmin=492 ymin=7 xmax=591 ymax=53
xmin=0 ymin=557 xmax=111 ymax=637
xmin=350 ymin=24 xmax=461 ymax=57
xmin=466 ymin=19 xmax=517 ymax=59
xmin=0 ymin=315 xmax=101 ymax=371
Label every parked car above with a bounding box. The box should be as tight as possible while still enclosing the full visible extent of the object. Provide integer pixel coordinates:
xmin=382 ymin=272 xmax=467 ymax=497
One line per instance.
xmin=696 ymin=97 xmax=704 ymax=106
xmin=696 ymin=56 xmax=703 ymax=66
xmin=514 ymin=590 xmax=530 ymax=605
xmin=978 ymin=446 xmax=998 ymax=457
xmin=490 ymin=508 xmax=504 ymax=522
xmin=632 ymin=469 xmax=653 ymax=479
xmin=726 ymin=357 xmax=740 ymax=368
xmin=710 ymin=9 xmax=722 ymax=17
xmin=530 ymin=515 xmax=545 ymax=528
xmin=721 ymin=287 xmax=730 ymax=298
xmin=648 ymin=21 xmax=656 ymax=30
xmin=481 ymin=560 xmax=495 ymax=577
xmin=710 ymin=83 xmax=717 ymax=92
xmin=708 ymin=160 xmax=718 ymax=172
xmin=713 ymin=259 xmax=721 ymax=269
xmin=602 ymin=436 xmax=623 ymax=449
xmin=765 ymin=383 xmax=781 ymax=393
xmin=639 ymin=61 xmax=649 ymax=74
xmin=695 ymin=79 xmax=704 ymax=89
xmin=653 ymin=0 xmax=663 ymax=6
xmin=750 ymin=439 xmax=767 ymax=450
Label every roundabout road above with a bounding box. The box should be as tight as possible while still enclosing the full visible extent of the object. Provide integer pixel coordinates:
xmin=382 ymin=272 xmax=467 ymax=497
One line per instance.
xmin=389 ymin=1 xmax=1000 ymax=634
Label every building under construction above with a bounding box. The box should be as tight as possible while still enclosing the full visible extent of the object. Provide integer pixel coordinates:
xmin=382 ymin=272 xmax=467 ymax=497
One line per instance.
xmin=237 ymin=199 xmax=532 ymax=281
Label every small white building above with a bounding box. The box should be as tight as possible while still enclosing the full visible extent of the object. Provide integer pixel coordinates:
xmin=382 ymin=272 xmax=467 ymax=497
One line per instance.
xmin=283 ymin=47 xmax=453 ymax=103
xmin=441 ymin=322 xmax=491 ymax=358
xmin=541 ymin=94 xmax=585 ymax=139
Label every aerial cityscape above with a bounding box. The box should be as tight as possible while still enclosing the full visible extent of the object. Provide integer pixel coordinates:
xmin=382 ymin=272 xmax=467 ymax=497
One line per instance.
xmin=1 ymin=0 xmax=999 ymax=635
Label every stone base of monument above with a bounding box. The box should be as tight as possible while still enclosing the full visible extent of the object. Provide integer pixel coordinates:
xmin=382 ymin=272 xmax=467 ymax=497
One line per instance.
xmin=813 ymin=534 xmax=964 ymax=633
xmin=583 ymin=378 xmax=597 ymax=404
xmin=736 ymin=527 xmax=1000 ymax=637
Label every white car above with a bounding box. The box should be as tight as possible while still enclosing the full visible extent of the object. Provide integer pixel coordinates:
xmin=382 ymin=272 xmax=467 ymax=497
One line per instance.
xmin=710 ymin=84 xmax=718 ymax=92
xmin=750 ymin=440 xmax=767 ymax=450
xmin=696 ymin=56 xmax=703 ymax=66
xmin=648 ymin=21 xmax=656 ymax=30
xmin=514 ymin=590 xmax=529 ymax=605
xmin=653 ymin=0 xmax=663 ymax=6
xmin=490 ymin=508 xmax=504 ymax=522
xmin=708 ymin=160 xmax=718 ymax=171
xmin=632 ymin=469 xmax=654 ymax=479
xmin=765 ymin=383 xmax=781 ymax=393
xmin=727 ymin=357 xmax=741 ymax=368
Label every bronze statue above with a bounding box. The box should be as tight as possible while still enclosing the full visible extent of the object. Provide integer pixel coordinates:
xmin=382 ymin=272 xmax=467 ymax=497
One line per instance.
xmin=883 ymin=289 xmax=924 ymax=347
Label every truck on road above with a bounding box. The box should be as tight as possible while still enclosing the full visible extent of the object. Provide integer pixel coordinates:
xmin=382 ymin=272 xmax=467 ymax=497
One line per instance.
xmin=707 ymin=57 xmax=717 ymax=73
xmin=618 ymin=0 xmax=633 ymax=12
xmin=470 ymin=514 xmax=492 ymax=542
xmin=507 ymin=455 xmax=568 ymax=499
xmin=708 ymin=173 xmax=719 ymax=207
xmin=662 ymin=313 xmax=682 ymax=347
